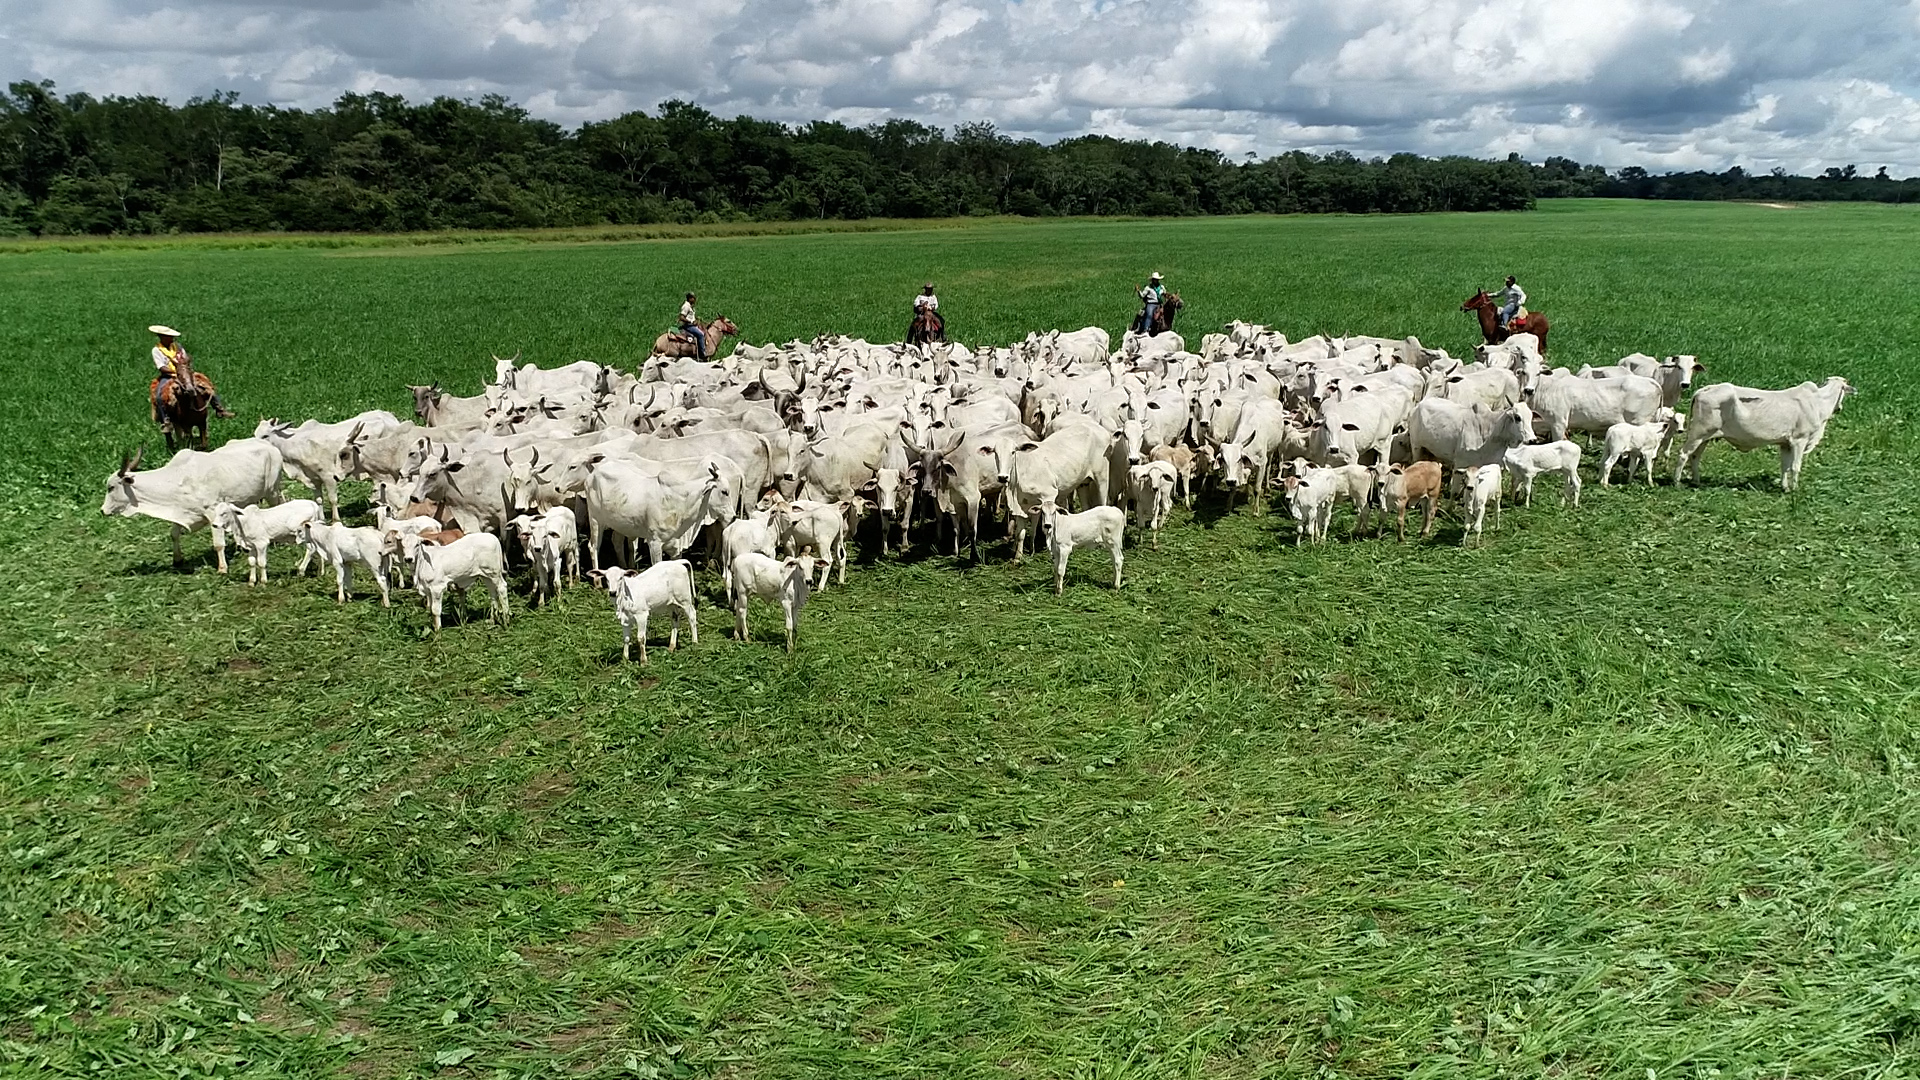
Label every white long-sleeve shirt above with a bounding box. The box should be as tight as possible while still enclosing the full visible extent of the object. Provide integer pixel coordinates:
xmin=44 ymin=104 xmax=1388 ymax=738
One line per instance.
xmin=914 ymin=294 xmax=938 ymax=311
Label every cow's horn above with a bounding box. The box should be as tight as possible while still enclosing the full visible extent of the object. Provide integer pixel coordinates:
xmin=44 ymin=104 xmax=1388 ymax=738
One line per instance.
xmin=127 ymin=445 xmax=144 ymax=472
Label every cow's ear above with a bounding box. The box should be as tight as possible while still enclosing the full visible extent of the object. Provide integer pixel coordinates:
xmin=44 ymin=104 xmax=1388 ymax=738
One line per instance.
xmin=940 ymin=461 xmax=958 ymax=476
xmin=1016 ymin=442 xmax=1040 ymax=452
xmin=445 ymin=461 xmax=465 ymax=472
xmin=1341 ymin=423 xmax=1359 ymax=432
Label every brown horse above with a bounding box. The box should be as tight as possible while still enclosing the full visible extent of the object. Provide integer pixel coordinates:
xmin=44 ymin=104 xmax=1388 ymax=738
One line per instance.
xmin=1463 ymin=289 xmax=1549 ymax=353
xmin=651 ymin=316 xmax=739 ymax=360
xmin=151 ymin=352 xmax=215 ymax=450
xmin=907 ymin=306 xmax=945 ymax=346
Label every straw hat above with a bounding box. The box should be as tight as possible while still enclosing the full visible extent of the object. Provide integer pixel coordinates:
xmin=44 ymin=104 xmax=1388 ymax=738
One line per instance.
xmin=1149 ymin=272 xmax=1163 ymax=281
xmin=148 ymin=324 xmax=181 ymax=337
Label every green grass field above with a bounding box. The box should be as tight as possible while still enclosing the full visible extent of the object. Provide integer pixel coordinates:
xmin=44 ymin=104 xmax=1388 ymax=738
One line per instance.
xmin=2 ymin=200 xmax=1917 ymax=1079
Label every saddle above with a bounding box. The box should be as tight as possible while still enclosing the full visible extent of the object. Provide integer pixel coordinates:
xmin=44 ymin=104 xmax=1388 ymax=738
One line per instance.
xmin=151 ymin=371 xmax=215 ymax=405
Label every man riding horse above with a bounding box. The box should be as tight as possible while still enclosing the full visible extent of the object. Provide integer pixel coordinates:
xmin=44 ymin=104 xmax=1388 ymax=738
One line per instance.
xmin=148 ymin=324 xmax=233 ymax=449
xmin=907 ymin=282 xmax=945 ymax=345
xmin=1461 ymin=279 xmax=1550 ymax=353
xmin=1132 ymin=272 xmax=1183 ymax=336
xmin=651 ymin=294 xmax=738 ymax=361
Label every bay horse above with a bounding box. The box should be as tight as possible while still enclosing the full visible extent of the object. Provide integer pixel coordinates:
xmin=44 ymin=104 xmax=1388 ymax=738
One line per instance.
xmin=151 ymin=352 xmax=214 ymax=450
xmin=1463 ymin=289 xmax=1549 ymax=353
xmin=907 ymin=306 xmax=945 ymax=346
xmin=651 ymin=316 xmax=740 ymax=360
xmin=1135 ymin=291 xmax=1184 ymax=336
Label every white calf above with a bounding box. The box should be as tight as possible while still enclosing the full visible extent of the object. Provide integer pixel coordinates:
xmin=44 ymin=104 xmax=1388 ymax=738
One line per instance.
xmin=1281 ymin=468 xmax=1339 ymax=545
xmin=592 ymin=561 xmax=698 ymax=663
xmin=509 ymin=506 xmax=578 ymax=607
xmin=1501 ymin=440 xmax=1583 ymax=507
xmin=772 ymin=499 xmax=849 ymax=590
xmin=1457 ymin=463 xmax=1503 ymax=547
xmin=1037 ymin=498 xmax=1125 ymax=595
xmin=729 ymin=552 xmax=816 ymax=652
xmin=392 ymin=531 xmax=509 ymax=630
xmin=297 ymin=519 xmax=392 ymax=606
xmin=720 ymin=510 xmax=779 ymax=593
xmin=1126 ymin=461 xmax=1178 ymax=550
xmin=1602 ymin=409 xmax=1686 ymax=487
xmin=213 ymin=500 xmax=322 ymax=585
xmin=1324 ymin=462 xmax=1376 ymax=536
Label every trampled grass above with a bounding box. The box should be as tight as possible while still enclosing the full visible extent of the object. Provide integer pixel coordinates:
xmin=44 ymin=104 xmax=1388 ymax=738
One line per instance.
xmin=1 ymin=200 xmax=1917 ymax=1078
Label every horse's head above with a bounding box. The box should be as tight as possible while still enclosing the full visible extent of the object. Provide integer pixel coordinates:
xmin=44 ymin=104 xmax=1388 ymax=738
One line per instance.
xmin=715 ymin=316 xmax=740 ymax=338
xmin=171 ymin=354 xmax=208 ymax=404
xmin=1461 ymin=290 xmax=1491 ymax=312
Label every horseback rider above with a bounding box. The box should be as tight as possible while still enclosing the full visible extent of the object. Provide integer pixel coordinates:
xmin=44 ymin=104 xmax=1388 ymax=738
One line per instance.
xmin=1136 ymin=272 xmax=1166 ymax=335
xmin=1497 ymin=275 xmax=1526 ymax=330
xmin=912 ymin=282 xmax=943 ymax=340
xmin=678 ymin=292 xmax=706 ymax=359
xmin=149 ymin=325 xmax=233 ymax=423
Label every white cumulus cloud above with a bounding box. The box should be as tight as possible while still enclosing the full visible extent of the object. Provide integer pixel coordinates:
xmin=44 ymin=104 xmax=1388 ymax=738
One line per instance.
xmin=0 ymin=0 xmax=1916 ymax=173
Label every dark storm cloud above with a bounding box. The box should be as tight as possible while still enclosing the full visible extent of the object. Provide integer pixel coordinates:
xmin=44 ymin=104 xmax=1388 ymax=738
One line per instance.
xmin=2 ymin=0 xmax=1917 ymax=172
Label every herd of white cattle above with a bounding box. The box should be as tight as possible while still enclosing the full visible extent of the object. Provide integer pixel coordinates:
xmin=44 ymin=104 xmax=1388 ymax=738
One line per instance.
xmin=101 ymin=322 xmax=1857 ymax=660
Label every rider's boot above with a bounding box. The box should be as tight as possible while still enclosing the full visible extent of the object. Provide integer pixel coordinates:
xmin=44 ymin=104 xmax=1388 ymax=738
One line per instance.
xmin=212 ymin=393 xmax=236 ymax=419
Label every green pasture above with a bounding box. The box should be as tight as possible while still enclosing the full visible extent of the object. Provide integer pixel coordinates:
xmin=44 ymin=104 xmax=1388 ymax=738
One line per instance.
xmin=2 ymin=200 xmax=1917 ymax=1078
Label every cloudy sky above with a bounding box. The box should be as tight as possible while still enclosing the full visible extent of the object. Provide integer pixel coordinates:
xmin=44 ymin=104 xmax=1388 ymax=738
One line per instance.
xmin=5 ymin=0 xmax=1919 ymax=174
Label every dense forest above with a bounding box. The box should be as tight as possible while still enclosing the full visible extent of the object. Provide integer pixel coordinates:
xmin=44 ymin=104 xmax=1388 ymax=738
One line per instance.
xmin=2 ymin=81 xmax=1914 ymax=236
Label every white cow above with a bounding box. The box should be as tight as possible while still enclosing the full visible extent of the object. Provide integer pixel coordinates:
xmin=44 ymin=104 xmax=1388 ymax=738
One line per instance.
xmin=580 ymin=457 xmax=735 ymax=570
xmin=1126 ymin=461 xmax=1178 ymax=550
xmin=100 ymin=440 xmax=284 ymax=571
xmin=720 ymin=508 xmax=779 ymax=593
xmin=1457 ymin=464 xmax=1503 ymax=547
xmin=297 ymin=519 xmax=393 ymax=606
xmin=255 ymin=411 xmax=402 ymax=520
xmin=1406 ymin=400 xmax=1535 ymax=467
xmin=1036 ymin=498 xmax=1125 ymax=595
xmin=1528 ymin=371 xmax=1661 ymax=442
xmin=771 ymin=498 xmax=850 ymax=589
xmin=508 ymin=506 xmax=579 ymax=607
xmin=1006 ymin=419 xmax=1114 ymax=559
xmin=1600 ymin=409 xmax=1685 ymax=487
xmin=1501 ymin=441 xmax=1584 ymax=507
xmin=1675 ymin=377 xmax=1853 ymax=491
xmin=1281 ymin=467 xmax=1339 ymax=545
xmin=592 ymin=561 xmax=698 ymax=663
xmin=213 ymin=499 xmax=322 ymax=584
xmin=391 ymin=531 xmax=510 ymax=630
xmin=729 ymin=552 xmax=815 ymax=653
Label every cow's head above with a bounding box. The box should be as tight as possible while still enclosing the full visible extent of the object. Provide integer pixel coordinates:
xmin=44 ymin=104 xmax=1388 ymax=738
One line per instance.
xmin=410 ymin=446 xmax=463 ymax=506
xmin=405 ymin=383 xmax=442 ymax=421
xmin=500 ymin=448 xmax=555 ymax=514
xmin=100 ymin=446 xmax=145 ymax=517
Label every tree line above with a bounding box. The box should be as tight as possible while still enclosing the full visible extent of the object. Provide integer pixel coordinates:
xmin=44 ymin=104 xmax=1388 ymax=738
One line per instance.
xmin=2 ymin=81 xmax=1913 ymax=236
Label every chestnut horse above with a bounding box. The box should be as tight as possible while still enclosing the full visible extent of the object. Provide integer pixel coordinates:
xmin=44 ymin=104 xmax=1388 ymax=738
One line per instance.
xmin=907 ymin=306 xmax=945 ymax=345
xmin=150 ymin=352 xmax=215 ymax=450
xmin=1463 ymin=289 xmax=1548 ymax=353
xmin=651 ymin=316 xmax=739 ymax=360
